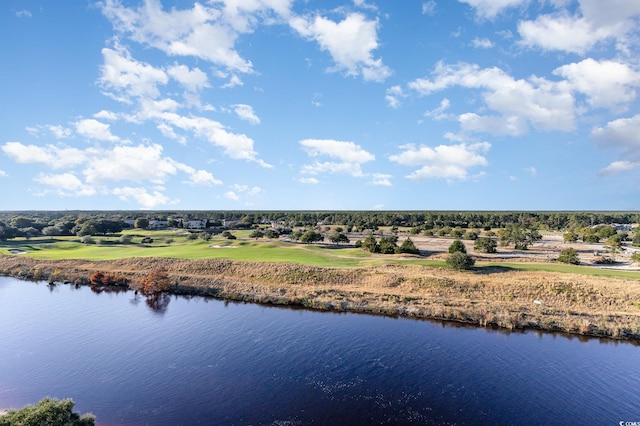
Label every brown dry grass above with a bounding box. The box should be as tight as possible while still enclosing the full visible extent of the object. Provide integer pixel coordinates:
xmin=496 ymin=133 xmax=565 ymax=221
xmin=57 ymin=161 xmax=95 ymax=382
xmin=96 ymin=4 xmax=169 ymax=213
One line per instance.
xmin=2 ymin=254 xmax=640 ymax=341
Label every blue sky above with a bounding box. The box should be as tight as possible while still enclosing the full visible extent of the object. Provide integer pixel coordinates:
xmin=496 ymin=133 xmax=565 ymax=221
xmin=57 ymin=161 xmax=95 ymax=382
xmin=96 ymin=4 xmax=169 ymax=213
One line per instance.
xmin=1 ymin=0 xmax=639 ymax=210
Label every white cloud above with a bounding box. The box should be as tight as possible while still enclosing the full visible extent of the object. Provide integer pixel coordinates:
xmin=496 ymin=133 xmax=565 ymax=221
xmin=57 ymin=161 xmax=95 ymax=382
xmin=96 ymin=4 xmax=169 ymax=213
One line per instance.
xmin=424 ymin=98 xmax=451 ymax=120
xmin=34 ymin=173 xmax=97 ymax=197
xmin=300 ymin=139 xmax=375 ymax=163
xmin=385 ymin=85 xmax=406 ymax=109
xmin=518 ymin=1 xmax=640 ymax=54
xmin=16 ymin=9 xmax=32 ymax=18
xmin=458 ymin=0 xmax=527 ymax=19
xmin=371 ymin=173 xmax=392 ymax=186
xmin=1 ymin=142 xmax=87 ymax=169
xmin=598 ymin=161 xmax=640 ymax=176
xmin=157 ymin=112 xmax=271 ymax=166
xmin=0 ymin=170 xmax=7 ymax=177
xmin=232 ymin=104 xmax=261 ymax=124
xmin=524 ymin=166 xmax=537 ymax=176
xmin=553 ymin=58 xmax=640 ymax=110
xmin=224 ymin=191 xmax=240 ymax=200
xmin=100 ymin=0 xmax=285 ymax=74
xmin=175 ymin=163 xmax=222 ymax=186
xmin=290 ymin=13 xmax=391 ymax=82
xmin=157 ymin=123 xmax=187 ymax=144
xmin=112 ymin=186 xmax=175 ymax=209
xmin=408 ymin=61 xmax=575 ymax=135
xmin=471 ymin=37 xmax=493 ymax=48
xmin=83 ymin=144 xmax=178 ymax=185
xmin=93 ymin=110 xmax=119 ymax=121
xmin=100 ymin=45 xmax=169 ymax=102
xmin=75 ymin=119 xmax=120 ymax=142
xmin=47 ymin=125 xmax=73 ymax=138
xmin=298 ymin=177 xmax=319 ymax=184
xmin=167 ymin=63 xmax=209 ymax=92
xmin=422 ymin=1 xmax=437 ymax=16
xmin=389 ymin=142 xmax=490 ymax=181
xmin=591 ymin=114 xmax=640 ymax=156
xmin=299 ymin=139 xmax=376 ymax=178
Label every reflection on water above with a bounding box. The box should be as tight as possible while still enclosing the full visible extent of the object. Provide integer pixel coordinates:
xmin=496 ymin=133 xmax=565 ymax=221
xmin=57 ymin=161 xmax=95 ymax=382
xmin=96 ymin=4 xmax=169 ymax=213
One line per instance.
xmin=0 ymin=276 xmax=638 ymax=425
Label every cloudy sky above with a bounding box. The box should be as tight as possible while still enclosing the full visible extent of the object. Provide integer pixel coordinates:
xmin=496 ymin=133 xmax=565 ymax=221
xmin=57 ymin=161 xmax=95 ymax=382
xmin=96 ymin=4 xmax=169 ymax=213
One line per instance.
xmin=1 ymin=0 xmax=639 ymax=210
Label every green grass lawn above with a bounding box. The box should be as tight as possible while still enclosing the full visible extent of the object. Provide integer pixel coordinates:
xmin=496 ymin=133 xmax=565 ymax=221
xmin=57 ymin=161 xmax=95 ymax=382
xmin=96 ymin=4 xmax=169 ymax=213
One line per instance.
xmin=2 ymin=231 xmax=639 ymax=279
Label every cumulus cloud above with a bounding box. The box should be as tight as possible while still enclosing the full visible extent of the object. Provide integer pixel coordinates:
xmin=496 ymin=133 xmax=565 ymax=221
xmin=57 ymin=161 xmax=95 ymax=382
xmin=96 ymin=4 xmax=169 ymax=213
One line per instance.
xmin=385 ymin=85 xmax=406 ymax=109
xmin=553 ymin=58 xmax=640 ymax=110
xmin=0 ymin=170 xmax=8 ymax=177
xmin=100 ymin=45 xmax=169 ymax=102
xmin=75 ymin=119 xmax=120 ymax=142
xmin=422 ymin=1 xmax=437 ymax=16
xmin=290 ymin=13 xmax=391 ymax=82
xmin=2 ymin=142 xmax=86 ymax=169
xmin=299 ymin=138 xmax=375 ymax=177
xmin=2 ymin=141 xmax=220 ymax=206
xmin=100 ymin=0 xmax=292 ymax=74
xmin=518 ymin=1 xmax=640 ymax=54
xmin=389 ymin=142 xmax=490 ymax=181
xmin=408 ymin=61 xmax=575 ymax=135
xmin=458 ymin=0 xmax=527 ymax=19
xmin=232 ymin=104 xmax=260 ymax=124
xmin=167 ymin=63 xmax=209 ymax=92
xmin=112 ymin=186 xmax=175 ymax=209
xmin=592 ymin=114 xmax=640 ymax=156
xmin=224 ymin=191 xmax=240 ymax=200
xmin=34 ymin=172 xmax=97 ymax=197
xmin=16 ymin=9 xmax=32 ymax=18
xmin=471 ymin=37 xmax=493 ymax=48
xmin=598 ymin=161 xmax=640 ymax=176
xmin=371 ymin=173 xmax=392 ymax=186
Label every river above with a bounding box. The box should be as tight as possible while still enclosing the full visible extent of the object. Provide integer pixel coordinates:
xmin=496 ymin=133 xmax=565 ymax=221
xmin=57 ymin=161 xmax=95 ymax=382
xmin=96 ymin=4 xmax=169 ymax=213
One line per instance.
xmin=0 ymin=276 xmax=638 ymax=425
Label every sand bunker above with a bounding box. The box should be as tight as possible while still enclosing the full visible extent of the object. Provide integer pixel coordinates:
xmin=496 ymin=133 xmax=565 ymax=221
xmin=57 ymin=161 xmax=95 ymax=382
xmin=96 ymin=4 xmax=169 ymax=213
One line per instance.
xmin=209 ymin=245 xmax=237 ymax=249
xmin=8 ymin=249 xmax=27 ymax=255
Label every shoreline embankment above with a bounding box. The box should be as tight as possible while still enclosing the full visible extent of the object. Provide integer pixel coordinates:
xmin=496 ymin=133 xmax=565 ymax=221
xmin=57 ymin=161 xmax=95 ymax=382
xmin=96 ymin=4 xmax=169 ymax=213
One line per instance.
xmin=2 ymin=255 xmax=640 ymax=341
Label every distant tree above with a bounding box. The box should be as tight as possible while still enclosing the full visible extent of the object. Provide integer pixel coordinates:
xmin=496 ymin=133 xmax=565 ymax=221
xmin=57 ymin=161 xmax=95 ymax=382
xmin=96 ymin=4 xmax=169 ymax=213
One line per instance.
xmin=498 ymin=224 xmax=541 ymax=250
xmin=563 ymin=230 xmax=579 ymax=243
xmin=9 ymin=216 xmax=36 ymax=229
xmin=199 ymin=232 xmax=212 ymax=241
xmin=446 ymin=252 xmax=475 ymax=271
xmin=448 ymin=239 xmax=467 ymax=254
xmin=42 ymin=225 xmax=65 ymax=237
xmin=398 ymin=237 xmax=419 ymax=254
xmin=134 ymin=217 xmax=149 ymax=229
xmin=300 ymin=230 xmax=323 ymax=244
xmin=249 ymin=229 xmax=265 ymax=240
xmin=583 ymin=231 xmax=600 ymax=244
xmin=604 ymin=235 xmax=623 ymax=260
xmin=474 ymin=237 xmax=497 ymax=253
xmin=463 ymin=230 xmax=479 ymax=240
xmin=596 ymin=225 xmax=617 ymax=239
xmin=21 ymin=226 xmax=41 ymax=240
xmin=362 ymin=235 xmax=379 ymax=253
xmin=329 ymin=232 xmax=350 ymax=245
xmin=0 ymin=397 xmax=95 ymax=426
xmin=557 ymin=248 xmax=580 ymax=265
xmin=265 ymin=228 xmax=280 ymax=239
xmin=141 ymin=236 xmax=154 ymax=244
xmin=632 ymin=233 xmax=640 ymax=247
xmin=631 ymin=252 xmax=640 ymax=265
xmin=377 ymin=235 xmax=398 ymax=254
xmin=450 ymin=228 xmax=464 ymax=238
xmin=222 ymin=231 xmax=236 ymax=240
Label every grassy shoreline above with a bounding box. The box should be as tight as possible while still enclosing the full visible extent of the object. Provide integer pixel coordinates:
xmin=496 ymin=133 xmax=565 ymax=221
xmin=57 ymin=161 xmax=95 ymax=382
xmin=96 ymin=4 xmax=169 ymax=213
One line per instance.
xmin=2 ymin=254 xmax=640 ymax=342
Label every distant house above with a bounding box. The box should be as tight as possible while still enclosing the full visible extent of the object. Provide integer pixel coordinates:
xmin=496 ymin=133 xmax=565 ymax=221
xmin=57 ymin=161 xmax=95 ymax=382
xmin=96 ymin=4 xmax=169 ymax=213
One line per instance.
xmin=185 ymin=220 xmax=207 ymax=229
xmin=148 ymin=220 xmax=168 ymax=229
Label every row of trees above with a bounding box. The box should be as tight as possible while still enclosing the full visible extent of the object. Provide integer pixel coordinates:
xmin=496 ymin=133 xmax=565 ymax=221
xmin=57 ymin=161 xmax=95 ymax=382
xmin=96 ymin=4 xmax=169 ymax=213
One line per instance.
xmin=2 ymin=210 xmax=639 ymax=238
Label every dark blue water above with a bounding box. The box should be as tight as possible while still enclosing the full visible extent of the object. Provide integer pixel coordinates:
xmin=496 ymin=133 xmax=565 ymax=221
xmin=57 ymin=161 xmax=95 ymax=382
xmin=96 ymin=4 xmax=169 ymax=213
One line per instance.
xmin=0 ymin=276 xmax=638 ymax=425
